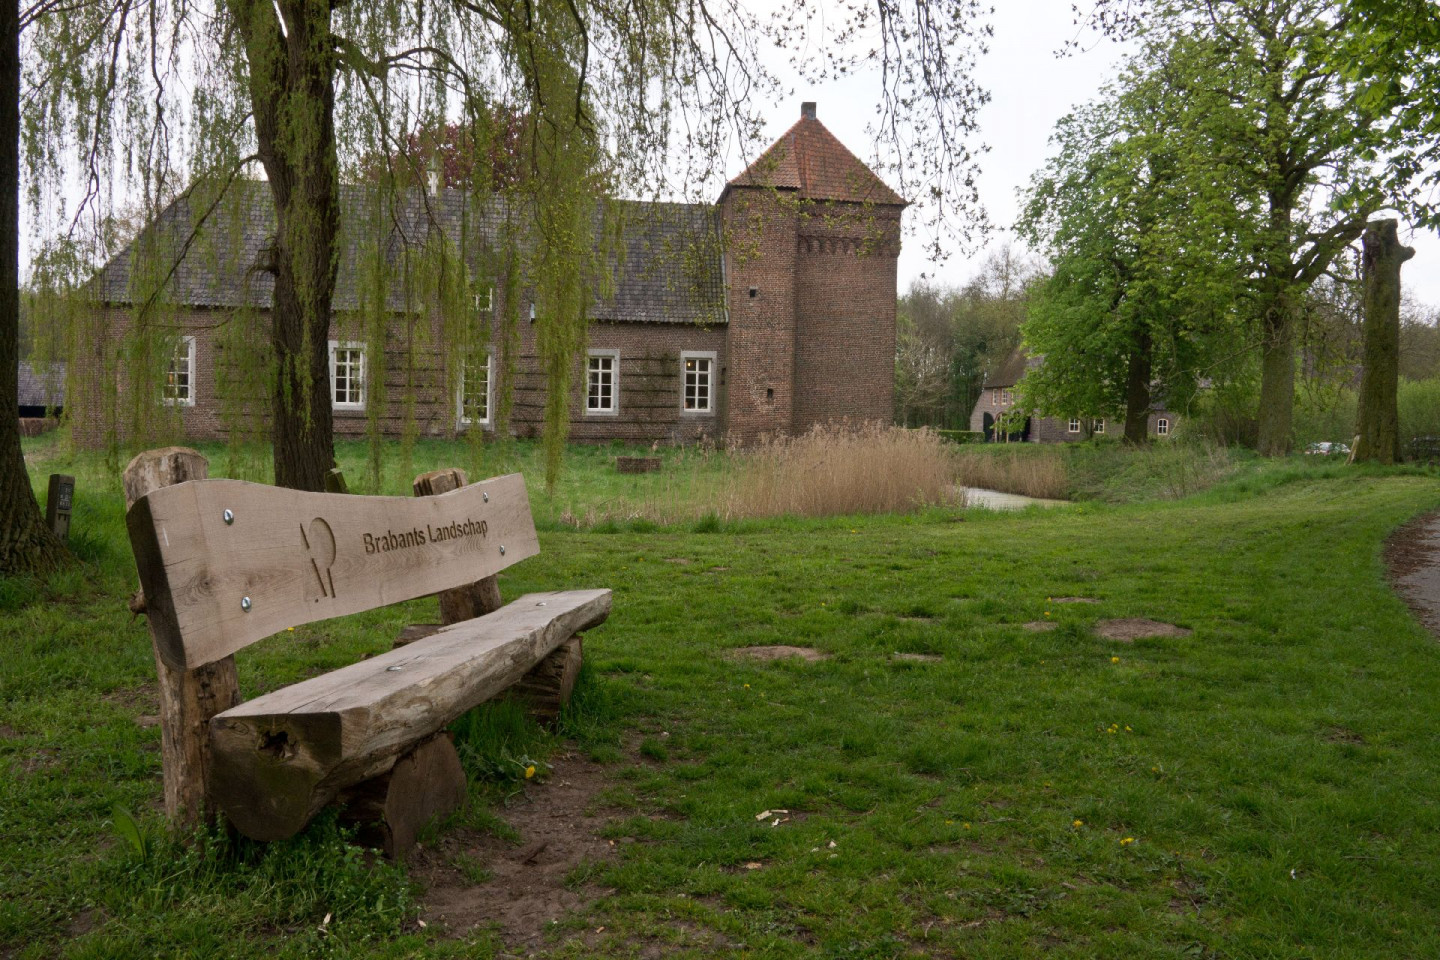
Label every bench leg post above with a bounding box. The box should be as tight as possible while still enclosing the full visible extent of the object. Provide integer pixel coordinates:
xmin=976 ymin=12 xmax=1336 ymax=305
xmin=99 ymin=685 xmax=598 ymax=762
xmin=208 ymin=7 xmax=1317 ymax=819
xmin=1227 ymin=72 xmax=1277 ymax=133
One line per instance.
xmin=342 ymin=733 xmax=467 ymax=860
xmin=125 ymin=447 xmax=242 ymax=830
xmin=501 ymin=634 xmax=584 ymax=725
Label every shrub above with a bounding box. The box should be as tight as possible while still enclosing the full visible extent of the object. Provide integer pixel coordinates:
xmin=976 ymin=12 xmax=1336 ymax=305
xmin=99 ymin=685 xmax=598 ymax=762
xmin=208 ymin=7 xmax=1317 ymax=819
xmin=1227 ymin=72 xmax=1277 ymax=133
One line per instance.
xmin=934 ymin=429 xmax=986 ymax=444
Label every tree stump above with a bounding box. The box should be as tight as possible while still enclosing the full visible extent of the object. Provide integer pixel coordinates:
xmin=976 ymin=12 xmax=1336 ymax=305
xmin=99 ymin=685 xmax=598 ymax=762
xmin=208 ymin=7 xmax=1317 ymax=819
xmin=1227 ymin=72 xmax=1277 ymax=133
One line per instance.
xmin=1353 ymin=219 xmax=1416 ymax=464
xmin=123 ymin=447 xmax=240 ymax=828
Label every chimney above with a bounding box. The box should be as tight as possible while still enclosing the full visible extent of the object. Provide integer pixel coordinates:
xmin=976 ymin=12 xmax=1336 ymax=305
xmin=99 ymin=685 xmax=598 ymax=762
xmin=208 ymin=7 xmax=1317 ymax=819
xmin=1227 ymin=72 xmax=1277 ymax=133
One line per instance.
xmin=801 ymin=101 xmax=817 ymax=120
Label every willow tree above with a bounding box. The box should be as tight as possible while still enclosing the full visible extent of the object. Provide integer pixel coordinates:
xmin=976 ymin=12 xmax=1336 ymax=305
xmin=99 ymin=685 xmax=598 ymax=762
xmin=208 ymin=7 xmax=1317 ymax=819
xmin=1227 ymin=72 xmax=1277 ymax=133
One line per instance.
xmin=1079 ymin=0 xmax=1440 ymax=455
xmin=1 ymin=0 xmax=63 ymax=573
xmin=18 ymin=0 xmax=994 ymax=499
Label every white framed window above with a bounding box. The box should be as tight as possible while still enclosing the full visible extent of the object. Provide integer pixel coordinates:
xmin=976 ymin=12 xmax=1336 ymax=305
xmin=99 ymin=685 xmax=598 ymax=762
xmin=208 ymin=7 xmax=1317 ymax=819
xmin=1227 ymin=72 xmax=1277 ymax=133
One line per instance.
xmin=1094 ymin=419 xmax=1105 ymax=434
xmin=1067 ymin=418 xmax=1081 ymax=433
xmin=329 ymin=340 xmax=366 ymax=410
xmin=164 ymin=335 xmax=195 ymax=406
xmin=586 ymin=350 xmax=618 ymax=414
xmin=1156 ymin=418 xmax=1170 ymax=436
xmin=991 ymin=388 xmax=999 ymax=406
xmin=474 ymin=286 xmax=494 ymax=313
xmin=1003 ymin=389 xmax=1014 ymax=404
xmin=682 ymin=351 xmax=716 ymax=413
xmin=457 ymin=352 xmax=493 ymax=426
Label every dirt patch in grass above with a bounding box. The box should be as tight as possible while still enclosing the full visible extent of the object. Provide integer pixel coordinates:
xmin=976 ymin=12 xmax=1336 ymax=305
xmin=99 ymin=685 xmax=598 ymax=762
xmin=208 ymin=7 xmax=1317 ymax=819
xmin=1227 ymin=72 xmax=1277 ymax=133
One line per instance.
xmin=1022 ymin=621 xmax=1057 ymax=632
xmin=1051 ymin=597 xmax=1100 ymax=605
xmin=891 ymin=652 xmax=943 ymax=663
xmin=1384 ymin=510 xmax=1440 ymax=639
xmin=413 ymin=749 xmax=617 ymax=946
xmin=730 ymin=645 xmax=830 ymax=662
xmin=1094 ymin=619 xmax=1192 ymax=641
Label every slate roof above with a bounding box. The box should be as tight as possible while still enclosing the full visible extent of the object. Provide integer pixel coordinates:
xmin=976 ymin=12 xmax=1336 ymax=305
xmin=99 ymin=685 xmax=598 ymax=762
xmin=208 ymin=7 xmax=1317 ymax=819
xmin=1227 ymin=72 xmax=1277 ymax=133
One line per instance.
xmin=91 ymin=182 xmax=727 ymax=325
xmin=983 ymin=348 xmax=1037 ymax=389
xmin=726 ymin=107 xmax=907 ymax=206
xmin=17 ymin=361 xmax=64 ymax=408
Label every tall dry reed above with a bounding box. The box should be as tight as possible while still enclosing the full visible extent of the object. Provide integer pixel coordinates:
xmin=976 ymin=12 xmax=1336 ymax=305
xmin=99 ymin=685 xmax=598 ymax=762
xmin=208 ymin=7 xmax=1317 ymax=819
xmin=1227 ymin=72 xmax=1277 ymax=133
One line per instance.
xmin=951 ymin=447 xmax=1069 ymax=500
xmin=715 ymin=422 xmax=958 ymax=519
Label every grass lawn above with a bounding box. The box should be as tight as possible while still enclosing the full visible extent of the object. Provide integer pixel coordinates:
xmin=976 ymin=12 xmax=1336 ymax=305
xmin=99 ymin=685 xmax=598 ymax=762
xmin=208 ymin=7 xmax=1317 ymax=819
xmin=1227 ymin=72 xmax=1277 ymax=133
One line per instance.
xmin=4 ymin=435 xmax=1440 ymax=958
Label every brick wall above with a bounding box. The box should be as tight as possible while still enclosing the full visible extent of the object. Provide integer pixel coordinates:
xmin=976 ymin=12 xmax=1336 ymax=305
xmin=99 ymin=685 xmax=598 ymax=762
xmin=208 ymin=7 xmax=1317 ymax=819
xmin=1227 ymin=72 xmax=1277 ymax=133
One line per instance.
xmin=719 ymin=189 xmax=797 ymax=444
xmin=793 ymin=201 xmax=900 ymax=432
xmin=71 ymin=304 xmax=724 ymax=448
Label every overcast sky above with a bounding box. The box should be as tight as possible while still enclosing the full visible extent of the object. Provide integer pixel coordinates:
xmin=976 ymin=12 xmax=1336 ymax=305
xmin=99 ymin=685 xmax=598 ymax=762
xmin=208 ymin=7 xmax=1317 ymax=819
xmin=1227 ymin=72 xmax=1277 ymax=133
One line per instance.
xmin=743 ymin=0 xmax=1440 ymax=307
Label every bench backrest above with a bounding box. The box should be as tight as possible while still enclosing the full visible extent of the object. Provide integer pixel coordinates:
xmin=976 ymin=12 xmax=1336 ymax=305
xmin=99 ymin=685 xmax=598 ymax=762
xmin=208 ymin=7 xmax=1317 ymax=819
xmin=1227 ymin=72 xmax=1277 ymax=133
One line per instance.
xmin=127 ymin=473 xmax=538 ymax=671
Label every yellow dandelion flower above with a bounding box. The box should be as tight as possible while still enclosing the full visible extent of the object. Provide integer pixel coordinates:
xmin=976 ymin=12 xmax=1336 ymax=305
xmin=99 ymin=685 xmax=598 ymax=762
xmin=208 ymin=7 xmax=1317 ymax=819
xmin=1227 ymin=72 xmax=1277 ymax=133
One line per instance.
xmin=1044 ymin=611 xmax=1051 ymax=617
xmin=525 ymin=765 xmax=536 ymax=779
xmin=1111 ymin=656 xmax=1120 ymax=663
xmin=1120 ymin=837 xmax=1135 ymax=846
xmin=287 ymin=627 xmax=295 ymax=632
xmin=1151 ymin=766 xmax=1159 ymax=773
xmin=743 ymin=683 xmax=750 ymax=689
xmin=1072 ymin=819 xmax=1083 ymax=828
xmin=1125 ymin=725 xmax=1132 ymax=732
xmin=963 ymin=823 xmax=971 ymax=830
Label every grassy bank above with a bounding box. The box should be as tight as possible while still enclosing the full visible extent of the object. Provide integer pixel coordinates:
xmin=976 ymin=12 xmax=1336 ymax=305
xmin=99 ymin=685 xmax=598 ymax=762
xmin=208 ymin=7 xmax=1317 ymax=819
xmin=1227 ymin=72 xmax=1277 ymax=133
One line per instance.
xmin=5 ymin=437 xmax=1440 ymax=957
xmin=953 ymin=439 xmax=1274 ymax=503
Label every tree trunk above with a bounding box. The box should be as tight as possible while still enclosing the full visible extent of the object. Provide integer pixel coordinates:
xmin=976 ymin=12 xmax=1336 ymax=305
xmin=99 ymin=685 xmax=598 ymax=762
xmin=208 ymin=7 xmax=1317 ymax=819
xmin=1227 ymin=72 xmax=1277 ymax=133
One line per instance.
xmin=239 ymin=1 xmax=340 ymax=492
xmin=1122 ymin=327 xmax=1153 ymax=445
xmin=1352 ymin=219 xmax=1415 ymax=464
xmin=0 ymin=0 xmax=64 ymax=575
xmin=1255 ymin=288 xmax=1297 ymax=457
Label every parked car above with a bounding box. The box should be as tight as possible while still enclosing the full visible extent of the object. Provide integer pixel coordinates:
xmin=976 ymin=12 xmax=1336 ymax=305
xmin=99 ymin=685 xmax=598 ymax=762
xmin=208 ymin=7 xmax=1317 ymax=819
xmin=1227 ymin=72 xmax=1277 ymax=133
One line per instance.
xmin=1305 ymin=441 xmax=1351 ymax=456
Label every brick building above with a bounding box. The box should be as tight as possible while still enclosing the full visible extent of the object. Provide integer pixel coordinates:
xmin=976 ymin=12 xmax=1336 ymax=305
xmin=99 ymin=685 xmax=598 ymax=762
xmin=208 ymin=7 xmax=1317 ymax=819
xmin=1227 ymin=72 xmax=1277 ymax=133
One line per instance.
xmin=969 ymin=348 xmax=1176 ymax=442
xmin=77 ymin=103 xmax=905 ymax=448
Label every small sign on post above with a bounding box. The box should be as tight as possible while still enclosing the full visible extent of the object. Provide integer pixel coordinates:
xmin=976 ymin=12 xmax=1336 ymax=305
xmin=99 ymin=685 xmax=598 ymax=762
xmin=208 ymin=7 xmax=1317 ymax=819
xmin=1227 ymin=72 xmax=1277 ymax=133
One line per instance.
xmin=46 ymin=473 xmax=74 ymax=540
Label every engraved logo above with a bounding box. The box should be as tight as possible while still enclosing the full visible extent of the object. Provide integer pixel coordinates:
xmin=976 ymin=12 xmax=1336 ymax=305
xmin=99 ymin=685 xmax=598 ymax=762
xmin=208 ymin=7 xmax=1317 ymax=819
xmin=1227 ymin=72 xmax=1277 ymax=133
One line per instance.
xmin=299 ymin=518 xmax=337 ymax=601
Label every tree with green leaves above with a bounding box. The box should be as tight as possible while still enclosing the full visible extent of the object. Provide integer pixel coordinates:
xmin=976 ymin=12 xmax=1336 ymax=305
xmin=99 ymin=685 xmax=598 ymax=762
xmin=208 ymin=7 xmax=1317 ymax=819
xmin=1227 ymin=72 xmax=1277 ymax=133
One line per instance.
xmin=18 ymin=0 xmax=995 ymax=499
xmin=1017 ymin=43 xmax=1247 ymax=443
xmin=1079 ymin=0 xmax=1440 ymax=454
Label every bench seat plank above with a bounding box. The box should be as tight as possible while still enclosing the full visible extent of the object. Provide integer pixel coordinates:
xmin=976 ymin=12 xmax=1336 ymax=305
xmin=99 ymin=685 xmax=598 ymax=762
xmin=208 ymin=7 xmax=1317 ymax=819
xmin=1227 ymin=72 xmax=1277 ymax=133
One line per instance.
xmin=208 ymin=589 xmax=610 ymax=841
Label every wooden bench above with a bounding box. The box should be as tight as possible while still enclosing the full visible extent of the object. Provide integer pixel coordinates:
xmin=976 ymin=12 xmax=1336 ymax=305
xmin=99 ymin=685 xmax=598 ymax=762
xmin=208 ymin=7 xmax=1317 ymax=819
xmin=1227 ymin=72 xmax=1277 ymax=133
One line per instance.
xmin=123 ymin=448 xmax=609 ymax=855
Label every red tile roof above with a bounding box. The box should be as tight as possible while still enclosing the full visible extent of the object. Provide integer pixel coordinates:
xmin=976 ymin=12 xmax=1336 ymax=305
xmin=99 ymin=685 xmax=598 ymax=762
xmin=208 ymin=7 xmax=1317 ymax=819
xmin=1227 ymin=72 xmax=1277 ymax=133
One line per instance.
xmin=726 ymin=110 xmax=906 ymax=206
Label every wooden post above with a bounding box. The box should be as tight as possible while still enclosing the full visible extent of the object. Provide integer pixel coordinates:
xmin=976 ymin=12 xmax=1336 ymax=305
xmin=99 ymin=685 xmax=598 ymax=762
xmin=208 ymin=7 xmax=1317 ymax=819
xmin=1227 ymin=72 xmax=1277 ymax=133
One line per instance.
xmin=410 ymin=467 xmax=583 ymax=726
xmin=45 ymin=473 xmax=74 ymax=540
xmin=123 ymin=447 xmax=240 ymax=828
xmin=413 ymin=468 xmax=503 ymax=621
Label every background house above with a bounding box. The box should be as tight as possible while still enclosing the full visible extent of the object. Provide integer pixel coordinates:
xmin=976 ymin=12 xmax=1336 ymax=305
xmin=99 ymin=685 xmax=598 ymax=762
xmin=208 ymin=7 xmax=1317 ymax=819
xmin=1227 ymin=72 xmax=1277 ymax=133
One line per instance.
xmin=76 ymin=103 xmax=905 ymax=448
xmin=968 ymin=348 xmax=1175 ymax=442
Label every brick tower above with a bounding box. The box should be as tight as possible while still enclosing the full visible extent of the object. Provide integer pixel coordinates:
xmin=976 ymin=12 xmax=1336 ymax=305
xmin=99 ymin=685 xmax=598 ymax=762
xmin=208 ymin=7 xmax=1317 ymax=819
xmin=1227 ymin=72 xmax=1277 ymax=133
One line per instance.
xmin=718 ymin=102 xmax=907 ymax=443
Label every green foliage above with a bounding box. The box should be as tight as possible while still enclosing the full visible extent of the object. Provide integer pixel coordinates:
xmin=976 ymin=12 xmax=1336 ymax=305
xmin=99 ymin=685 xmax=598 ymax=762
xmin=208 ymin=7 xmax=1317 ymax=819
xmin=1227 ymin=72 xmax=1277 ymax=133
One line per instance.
xmin=934 ymin=429 xmax=985 ymax=444
xmin=1016 ymin=40 xmax=1250 ymax=432
xmin=895 ymin=248 xmax=1039 ymax=429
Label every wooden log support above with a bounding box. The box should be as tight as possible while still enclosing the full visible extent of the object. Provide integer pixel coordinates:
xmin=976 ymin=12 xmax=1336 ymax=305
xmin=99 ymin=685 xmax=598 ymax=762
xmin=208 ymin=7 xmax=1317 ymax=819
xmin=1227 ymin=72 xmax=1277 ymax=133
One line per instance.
xmin=502 ymin=635 xmax=584 ymax=725
xmin=208 ymin=589 xmax=611 ymax=841
xmin=339 ymin=733 xmax=467 ymax=860
xmin=122 ymin=447 xmax=241 ymax=828
xmin=413 ymin=468 xmax=503 ymax=622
